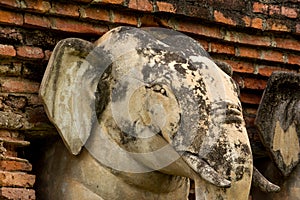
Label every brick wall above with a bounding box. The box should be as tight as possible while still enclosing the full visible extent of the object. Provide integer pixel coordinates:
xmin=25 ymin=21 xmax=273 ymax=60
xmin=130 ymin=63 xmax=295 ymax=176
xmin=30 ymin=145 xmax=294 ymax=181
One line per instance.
xmin=0 ymin=0 xmax=299 ymax=199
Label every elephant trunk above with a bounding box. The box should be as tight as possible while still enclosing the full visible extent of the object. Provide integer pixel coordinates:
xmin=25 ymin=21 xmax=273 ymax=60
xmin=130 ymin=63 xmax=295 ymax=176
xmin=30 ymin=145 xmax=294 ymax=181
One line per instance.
xmin=173 ymin=100 xmax=253 ymax=200
xmin=182 ymin=152 xmax=231 ymax=187
xmin=252 ymin=166 xmax=280 ymax=192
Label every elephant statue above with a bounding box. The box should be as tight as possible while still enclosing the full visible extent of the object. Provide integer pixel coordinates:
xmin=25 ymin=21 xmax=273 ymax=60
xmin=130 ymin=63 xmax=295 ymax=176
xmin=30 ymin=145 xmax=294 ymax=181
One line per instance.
xmin=253 ymin=72 xmax=300 ymax=199
xmin=39 ymin=26 xmax=278 ymax=200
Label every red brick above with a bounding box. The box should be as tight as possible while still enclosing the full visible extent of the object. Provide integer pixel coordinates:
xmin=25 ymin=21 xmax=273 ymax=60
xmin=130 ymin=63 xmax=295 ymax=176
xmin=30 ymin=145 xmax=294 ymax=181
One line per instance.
xmin=73 ymin=0 xmax=92 ymax=3
xmin=253 ymin=2 xmax=268 ymax=14
xmin=128 ymin=0 xmax=153 ymax=12
xmin=261 ymin=50 xmax=284 ymax=63
xmin=0 ymin=10 xmax=23 ymax=25
xmin=287 ymin=54 xmax=300 ymax=65
xmin=243 ymin=107 xmax=258 ymax=116
xmin=139 ymin=15 xmax=159 ymax=27
xmin=210 ymin=42 xmax=235 ymax=55
xmin=185 ymin=4 xmax=212 ymax=19
xmin=0 ymin=130 xmax=11 ymax=137
xmin=196 ymin=39 xmax=209 ymax=51
xmin=243 ymin=77 xmax=267 ymax=90
xmin=177 ymin=21 xmax=223 ymax=39
xmin=258 ymin=65 xmax=295 ymax=77
xmin=17 ymin=46 xmax=44 ymax=59
xmin=240 ymin=92 xmax=262 ymax=105
xmin=50 ymin=2 xmax=80 ymax=17
xmin=0 ymin=160 xmax=32 ymax=172
xmin=22 ymin=0 xmax=51 ymax=13
xmin=251 ymin=18 xmax=264 ymax=29
xmin=296 ymin=24 xmax=300 ymax=34
xmin=79 ymin=7 xmax=110 ymax=22
xmin=0 ymin=187 xmax=35 ymax=200
xmin=0 ymin=130 xmax=22 ymax=138
xmin=111 ymin=11 xmax=138 ymax=26
xmin=3 ymin=150 xmax=17 ymax=158
xmin=0 ymin=0 xmax=19 ymax=7
xmin=214 ymin=10 xmax=236 ymax=26
xmin=242 ymin=16 xmax=251 ymax=27
xmin=1 ymin=136 xmax=30 ymax=147
xmin=274 ymin=38 xmax=300 ymax=51
xmin=269 ymin=5 xmax=280 ymax=15
xmin=237 ymin=46 xmax=260 ymax=59
xmin=223 ymin=60 xmax=254 ymax=74
xmin=232 ymin=73 xmax=244 ymax=88
xmin=156 ymin=1 xmax=176 ymax=13
xmin=0 ymin=44 xmax=16 ymax=57
xmin=225 ymin=31 xmax=271 ymax=47
xmin=0 ymin=171 xmax=35 ymax=188
xmin=223 ymin=31 xmax=236 ymax=42
xmin=0 ymin=78 xmax=40 ymax=93
xmin=244 ymin=115 xmax=255 ymax=127
xmin=99 ymin=0 xmax=124 ymax=4
xmin=24 ymin=14 xmax=51 ymax=28
xmin=267 ymin=19 xmax=291 ymax=32
xmin=44 ymin=50 xmax=52 ymax=61
xmin=157 ymin=18 xmax=172 ymax=28
xmin=281 ymin=6 xmax=298 ymax=18
xmin=50 ymin=17 xmax=108 ymax=35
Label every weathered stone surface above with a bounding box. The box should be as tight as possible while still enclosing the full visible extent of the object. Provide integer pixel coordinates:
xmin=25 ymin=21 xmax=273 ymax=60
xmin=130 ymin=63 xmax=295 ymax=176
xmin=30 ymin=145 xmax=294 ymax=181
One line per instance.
xmin=254 ymin=71 xmax=300 ymax=199
xmin=39 ymin=26 xmax=261 ymax=199
xmin=269 ymin=164 xmax=300 ymax=200
xmin=255 ymin=72 xmax=300 ymax=177
xmin=37 ymin=139 xmax=190 ymax=200
xmin=252 ymin=157 xmax=300 ymax=200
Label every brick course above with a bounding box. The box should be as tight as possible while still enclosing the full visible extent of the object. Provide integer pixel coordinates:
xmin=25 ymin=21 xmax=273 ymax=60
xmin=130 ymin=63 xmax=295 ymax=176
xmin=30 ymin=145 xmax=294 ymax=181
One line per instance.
xmin=0 ymin=45 xmax=16 ymax=57
xmin=0 ymin=171 xmax=35 ymax=188
xmin=0 ymin=130 xmax=36 ymax=199
xmin=0 ymin=187 xmax=35 ymax=200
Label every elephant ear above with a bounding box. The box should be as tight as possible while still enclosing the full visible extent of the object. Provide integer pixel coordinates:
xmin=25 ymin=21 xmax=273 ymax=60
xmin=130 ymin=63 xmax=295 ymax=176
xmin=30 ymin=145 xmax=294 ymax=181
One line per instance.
xmin=255 ymin=72 xmax=300 ymax=177
xmin=40 ymin=38 xmax=101 ymax=155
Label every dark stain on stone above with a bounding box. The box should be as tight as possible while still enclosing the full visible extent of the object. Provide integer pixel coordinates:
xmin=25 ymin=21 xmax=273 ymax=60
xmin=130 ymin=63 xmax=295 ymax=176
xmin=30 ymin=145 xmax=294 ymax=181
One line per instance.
xmin=121 ymin=130 xmax=137 ymax=145
xmin=236 ymin=157 xmax=246 ymax=164
xmin=241 ymin=143 xmax=251 ymax=155
xmin=187 ymin=63 xmax=197 ymax=71
xmin=235 ymin=166 xmax=244 ymax=181
xmin=164 ymin=52 xmax=185 ymax=64
xmin=174 ymin=64 xmax=186 ymax=75
xmin=96 ymin=65 xmax=112 ymax=120
xmin=205 ymin=138 xmax=234 ymax=180
xmin=216 ymin=194 xmax=224 ymax=200
xmin=111 ymin=80 xmax=129 ymax=103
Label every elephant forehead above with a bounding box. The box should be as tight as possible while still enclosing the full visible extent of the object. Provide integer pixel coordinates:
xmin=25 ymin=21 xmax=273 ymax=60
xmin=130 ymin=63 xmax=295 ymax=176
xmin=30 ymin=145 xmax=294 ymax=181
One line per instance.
xmin=128 ymin=84 xmax=181 ymax=142
xmin=93 ymin=26 xmax=242 ymax=152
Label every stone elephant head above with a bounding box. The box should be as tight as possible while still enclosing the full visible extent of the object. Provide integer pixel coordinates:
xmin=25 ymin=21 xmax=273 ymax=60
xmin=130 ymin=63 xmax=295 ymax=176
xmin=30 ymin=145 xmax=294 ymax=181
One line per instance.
xmin=39 ymin=26 xmax=276 ymax=200
xmin=254 ymin=72 xmax=300 ymax=199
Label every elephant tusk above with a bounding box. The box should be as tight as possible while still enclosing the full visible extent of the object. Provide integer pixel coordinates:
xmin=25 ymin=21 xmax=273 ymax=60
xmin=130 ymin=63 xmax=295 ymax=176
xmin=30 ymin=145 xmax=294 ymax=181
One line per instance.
xmin=182 ymin=152 xmax=231 ymax=188
xmin=252 ymin=166 xmax=280 ymax=192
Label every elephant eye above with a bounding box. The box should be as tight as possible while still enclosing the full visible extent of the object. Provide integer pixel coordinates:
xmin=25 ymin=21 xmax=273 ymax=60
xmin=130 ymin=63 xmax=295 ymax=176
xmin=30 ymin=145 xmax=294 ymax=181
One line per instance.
xmin=151 ymin=84 xmax=168 ymax=97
